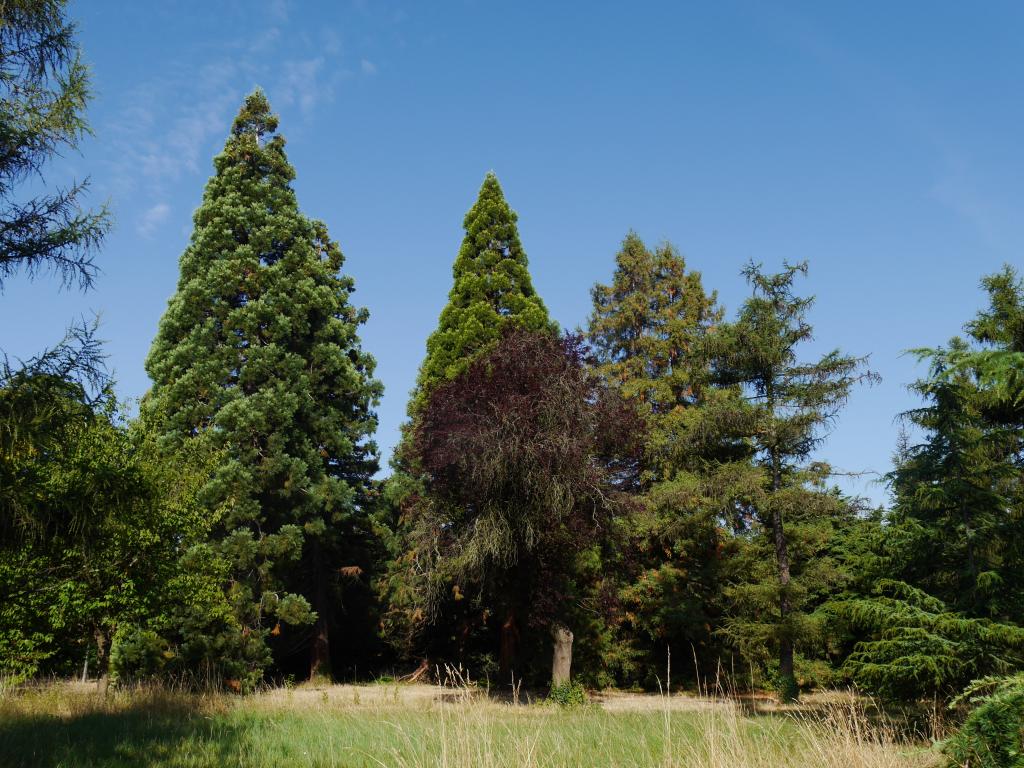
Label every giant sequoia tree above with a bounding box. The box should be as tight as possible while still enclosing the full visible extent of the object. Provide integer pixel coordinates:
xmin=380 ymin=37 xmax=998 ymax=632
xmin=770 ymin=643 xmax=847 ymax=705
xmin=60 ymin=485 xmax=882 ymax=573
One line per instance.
xmin=412 ymin=172 xmax=555 ymax=403
xmin=144 ymin=91 xmax=381 ymax=682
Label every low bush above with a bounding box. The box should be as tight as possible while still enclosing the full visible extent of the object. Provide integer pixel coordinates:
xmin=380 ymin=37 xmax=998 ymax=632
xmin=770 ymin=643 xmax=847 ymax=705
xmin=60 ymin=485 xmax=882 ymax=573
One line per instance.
xmin=944 ymin=675 xmax=1024 ymax=768
xmin=548 ymin=680 xmax=587 ymax=707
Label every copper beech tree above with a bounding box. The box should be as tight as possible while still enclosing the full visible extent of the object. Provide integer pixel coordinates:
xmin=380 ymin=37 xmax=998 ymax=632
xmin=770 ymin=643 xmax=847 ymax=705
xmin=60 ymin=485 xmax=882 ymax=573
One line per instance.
xmin=408 ymin=328 xmax=643 ymax=686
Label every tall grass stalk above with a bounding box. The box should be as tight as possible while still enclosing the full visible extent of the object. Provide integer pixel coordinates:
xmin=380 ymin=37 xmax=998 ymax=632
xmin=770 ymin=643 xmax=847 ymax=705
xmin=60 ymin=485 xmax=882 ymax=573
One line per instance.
xmin=0 ymin=679 xmax=939 ymax=768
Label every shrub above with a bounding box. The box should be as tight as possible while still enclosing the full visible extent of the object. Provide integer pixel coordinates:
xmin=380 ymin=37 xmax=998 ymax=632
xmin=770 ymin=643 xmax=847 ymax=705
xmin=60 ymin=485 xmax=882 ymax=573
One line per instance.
xmin=794 ymin=655 xmax=838 ymax=691
xmin=944 ymin=675 xmax=1024 ymax=768
xmin=110 ymin=626 xmax=172 ymax=683
xmin=548 ymin=680 xmax=587 ymax=707
xmin=833 ymin=581 xmax=1024 ymax=701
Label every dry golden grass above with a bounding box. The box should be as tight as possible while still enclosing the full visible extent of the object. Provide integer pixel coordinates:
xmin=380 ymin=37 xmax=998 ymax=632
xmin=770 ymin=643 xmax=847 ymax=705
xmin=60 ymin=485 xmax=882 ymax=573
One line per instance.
xmin=0 ymin=679 xmax=942 ymax=768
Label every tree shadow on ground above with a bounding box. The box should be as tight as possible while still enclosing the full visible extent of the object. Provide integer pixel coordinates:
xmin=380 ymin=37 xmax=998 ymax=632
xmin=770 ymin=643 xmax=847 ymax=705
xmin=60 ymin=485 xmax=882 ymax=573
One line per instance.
xmin=0 ymin=701 xmax=244 ymax=768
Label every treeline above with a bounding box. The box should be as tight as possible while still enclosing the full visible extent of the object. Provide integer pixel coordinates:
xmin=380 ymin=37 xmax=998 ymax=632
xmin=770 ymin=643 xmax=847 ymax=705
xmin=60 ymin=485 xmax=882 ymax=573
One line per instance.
xmin=3 ymin=3 xmax=1024 ymax=726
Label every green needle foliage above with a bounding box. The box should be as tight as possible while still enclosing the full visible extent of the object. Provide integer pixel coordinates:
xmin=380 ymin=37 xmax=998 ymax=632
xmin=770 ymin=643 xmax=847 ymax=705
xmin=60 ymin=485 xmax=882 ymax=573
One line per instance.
xmin=412 ymin=171 xmax=555 ymax=405
xmin=828 ymin=265 xmax=1024 ymax=721
xmin=588 ymin=231 xmax=723 ymax=477
xmin=144 ymin=90 xmax=382 ymax=684
xmin=939 ymin=265 xmax=1024 ymax=409
xmin=0 ymin=0 xmax=110 ymax=291
xmin=945 ymin=674 xmax=1024 ymax=768
xmin=835 ymin=581 xmax=1024 ymax=702
xmin=712 ymin=262 xmax=877 ymax=701
xmin=0 ymin=0 xmax=125 ymax=682
xmin=0 ymin=0 xmax=111 ymax=408
xmin=884 ymin=266 xmax=1024 ymax=622
xmin=587 ymin=232 xmax=735 ymax=683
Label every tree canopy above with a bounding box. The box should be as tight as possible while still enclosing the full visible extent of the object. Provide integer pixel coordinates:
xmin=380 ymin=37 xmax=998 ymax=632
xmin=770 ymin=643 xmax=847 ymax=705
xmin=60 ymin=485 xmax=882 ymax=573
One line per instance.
xmin=144 ymin=90 xmax=382 ymax=683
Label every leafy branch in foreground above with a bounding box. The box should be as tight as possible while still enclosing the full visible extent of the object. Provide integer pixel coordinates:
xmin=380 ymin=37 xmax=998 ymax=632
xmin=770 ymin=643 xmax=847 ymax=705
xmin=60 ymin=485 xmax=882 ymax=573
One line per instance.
xmin=944 ymin=674 xmax=1024 ymax=768
xmin=0 ymin=316 xmax=107 ymax=393
xmin=0 ymin=0 xmax=110 ymax=291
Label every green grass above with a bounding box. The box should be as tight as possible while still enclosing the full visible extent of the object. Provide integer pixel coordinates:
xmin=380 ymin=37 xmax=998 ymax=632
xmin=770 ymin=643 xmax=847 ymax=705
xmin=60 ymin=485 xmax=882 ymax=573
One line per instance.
xmin=0 ymin=683 xmax=939 ymax=768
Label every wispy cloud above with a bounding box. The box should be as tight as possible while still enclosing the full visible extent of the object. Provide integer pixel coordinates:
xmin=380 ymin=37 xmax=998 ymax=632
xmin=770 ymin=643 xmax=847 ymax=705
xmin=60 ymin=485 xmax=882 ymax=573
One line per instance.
xmin=137 ymin=202 xmax=171 ymax=237
xmin=277 ymin=57 xmax=330 ymax=116
xmin=105 ymin=57 xmax=250 ymax=197
xmin=100 ymin=0 xmax=383 ymax=207
xmin=322 ymin=28 xmax=342 ymax=56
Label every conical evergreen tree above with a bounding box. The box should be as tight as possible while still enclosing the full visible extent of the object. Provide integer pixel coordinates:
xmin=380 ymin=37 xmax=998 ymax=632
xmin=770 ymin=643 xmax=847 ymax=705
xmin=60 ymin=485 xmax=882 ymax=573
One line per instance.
xmin=712 ymin=262 xmax=876 ymax=701
xmin=413 ymin=172 xmax=554 ymax=404
xmin=883 ymin=266 xmax=1024 ymax=621
xmin=587 ymin=232 xmax=734 ymax=683
xmin=380 ymin=172 xmax=554 ymax=670
xmin=144 ymin=90 xmax=382 ymax=683
xmin=589 ymin=232 xmax=722 ymax=471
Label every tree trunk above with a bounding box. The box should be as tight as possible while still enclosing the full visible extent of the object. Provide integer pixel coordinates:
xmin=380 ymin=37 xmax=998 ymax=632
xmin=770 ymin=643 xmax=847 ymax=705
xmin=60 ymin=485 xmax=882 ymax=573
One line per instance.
xmin=309 ymin=544 xmax=332 ymax=682
xmin=310 ymin=614 xmax=331 ymax=682
xmin=94 ymin=628 xmax=109 ymax=695
xmin=551 ymin=623 xmax=573 ymax=686
xmin=499 ymin=609 xmax=519 ymax=681
xmin=959 ymin=492 xmax=979 ymax=606
xmin=770 ymin=453 xmax=797 ymax=702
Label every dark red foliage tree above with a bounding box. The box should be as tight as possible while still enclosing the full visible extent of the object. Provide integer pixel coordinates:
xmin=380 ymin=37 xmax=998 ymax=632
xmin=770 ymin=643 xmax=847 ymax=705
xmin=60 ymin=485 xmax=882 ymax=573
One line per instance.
xmin=409 ymin=328 xmax=643 ymax=684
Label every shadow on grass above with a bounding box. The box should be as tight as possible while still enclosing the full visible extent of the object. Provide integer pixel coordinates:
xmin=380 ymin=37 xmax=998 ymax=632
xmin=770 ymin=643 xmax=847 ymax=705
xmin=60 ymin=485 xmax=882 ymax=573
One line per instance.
xmin=0 ymin=701 xmax=244 ymax=768
xmin=732 ymin=693 xmax=938 ymax=744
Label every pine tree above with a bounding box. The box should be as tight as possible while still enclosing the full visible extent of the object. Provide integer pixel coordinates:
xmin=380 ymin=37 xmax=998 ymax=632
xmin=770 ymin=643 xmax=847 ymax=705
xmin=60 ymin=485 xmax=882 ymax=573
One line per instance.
xmin=144 ymin=91 xmax=381 ymax=683
xmin=712 ymin=262 xmax=876 ymax=700
xmin=589 ymin=232 xmax=720 ymax=433
xmin=413 ymin=172 xmax=554 ymax=404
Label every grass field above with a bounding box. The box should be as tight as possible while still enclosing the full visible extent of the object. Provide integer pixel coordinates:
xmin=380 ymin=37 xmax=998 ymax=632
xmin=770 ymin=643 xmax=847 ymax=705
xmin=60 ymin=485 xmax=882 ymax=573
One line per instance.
xmin=0 ymin=682 xmax=941 ymax=768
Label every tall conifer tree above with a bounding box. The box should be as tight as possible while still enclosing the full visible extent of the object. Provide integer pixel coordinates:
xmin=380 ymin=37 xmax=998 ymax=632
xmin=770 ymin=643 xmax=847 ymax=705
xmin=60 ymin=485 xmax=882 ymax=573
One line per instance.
xmin=884 ymin=266 xmax=1024 ymax=621
xmin=413 ymin=172 xmax=554 ymax=404
xmin=588 ymin=231 xmax=722 ymax=474
xmin=588 ymin=233 xmax=731 ymax=680
xmin=381 ymin=172 xmax=554 ymax=671
xmin=712 ymin=262 xmax=875 ymax=700
xmin=144 ymin=91 xmax=381 ymax=682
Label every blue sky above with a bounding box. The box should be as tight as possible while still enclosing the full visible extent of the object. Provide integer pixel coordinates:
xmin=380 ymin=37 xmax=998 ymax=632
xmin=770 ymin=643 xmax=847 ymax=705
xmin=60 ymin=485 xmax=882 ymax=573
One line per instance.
xmin=2 ymin=1 xmax=1022 ymax=505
